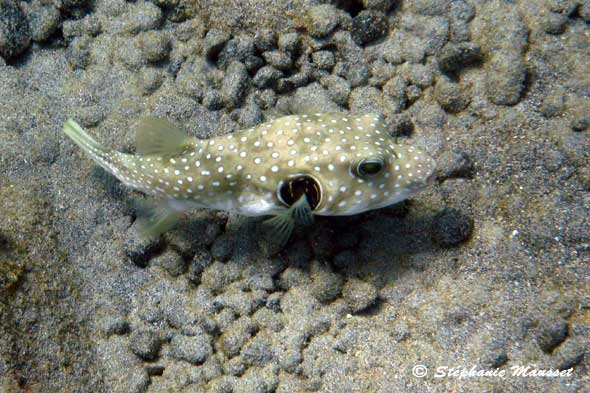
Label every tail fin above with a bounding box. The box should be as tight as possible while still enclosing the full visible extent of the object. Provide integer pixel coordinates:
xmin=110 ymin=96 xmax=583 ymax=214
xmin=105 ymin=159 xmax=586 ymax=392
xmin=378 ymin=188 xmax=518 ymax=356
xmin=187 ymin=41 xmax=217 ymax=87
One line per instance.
xmin=63 ymin=119 xmax=116 ymax=173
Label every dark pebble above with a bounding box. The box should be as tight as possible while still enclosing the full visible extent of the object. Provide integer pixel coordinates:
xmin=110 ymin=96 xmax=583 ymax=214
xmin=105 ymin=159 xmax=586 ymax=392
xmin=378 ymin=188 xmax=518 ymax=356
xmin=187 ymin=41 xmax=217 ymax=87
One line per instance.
xmin=241 ymin=334 xmax=274 ymax=367
xmin=554 ymin=338 xmax=585 ymax=370
xmin=187 ymin=248 xmax=213 ymax=285
xmin=210 ymin=234 xmax=234 ymax=262
xmin=312 ymin=50 xmax=335 ymax=70
xmin=434 ymin=77 xmax=469 ymax=113
xmin=244 ymin=54 xmax=264 ymax=72
xmin=254 ymin=29 xmax=276 ymax=52
xmin=438 ymin=42 xmax=481 ymax=73
xmin=129 ymin=331 xmax=161 ymax=360
xmin=305 ymin=4 xmax=342 ymax=38
xmin=342 ymin=278 xmax=378 ymax=313
xmin=405 ymin=84 xmax=422 ymax=103
xmin=26 ymin=3 xmax=61 ymax=43
xmin=145 ymin=364 xmax=165 ymax=376
xmin=252 ymin=89 xmax=277 ymax=109
xmin=253 ymin=65 xmax=282 ymax=89
xmin=483 ymin=344 xmax=508 ymax=368
xmin=0 ymin=0 xmax=31 ymax=59
xmin=262 ymin=50 xmax=292 ymax=71
xmin=540 ymin=89 xmax=565 ymax=118
xmin=171 ymin=334 xmax=212 ymax=365
xmin=203 ymin=29 xmax=231 ymax=60
xmin=99 ymin=315 xmax=130 ymax=336
xmin=310 ymin=266 xmax=344 ymax=303
xmin=352 ymin=10 xmax=388 ymax=46
xmin=124 ymin=221 xmax=163 ymax=267
xmin=485 ymin=51 xmax=526 ymax=106
xmin=320 ymin=74 xmax=351 ymax=106
xmin=66 ymin=35 xmax=92 ymax=70
xmin=150 ymin=249 xmax=185 ymax=276
xmin=435 ymin=150 xmax=474 ymax=180
xmin=238 ymin=103 xmax=263 ymax=127
xmin=218 ymin=35 xmax=255 ymax=69
xmin=221 ymin=61 xmax=248 ymax=108
xmin=277 ymin=32 xmax=300 ymax=53
xmin=203 ymin=89 xmax=224 ymax=110
xmin=279 ymin=267 xmax=311 ymax=290
xmin=432 ymin=208 xmax=474 ymax=247
xmin=450 ymin=0 xmax=475 ymax=21
xmin=541 ymin=11 xmax=568 ymax=35
xmin=535 ymin=317 xmax=568 ymax=353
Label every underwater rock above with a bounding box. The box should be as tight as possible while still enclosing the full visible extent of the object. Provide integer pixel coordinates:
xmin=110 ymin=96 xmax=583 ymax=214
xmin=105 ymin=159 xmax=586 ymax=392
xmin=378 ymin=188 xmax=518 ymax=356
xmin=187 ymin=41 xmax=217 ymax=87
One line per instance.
xmin=438 ymin=42 xmax=481 ymax=73
xmin=150 ymin=249 xmax=185 ymax=276
xmin=221 ymin=60 xmax=248 ymax=108
xmin=535 ymin=317 xmax=568 ymax=353
xmin=253 ymin=65 xmax=282 ymax=89
xmin=0 ymin=0 xmax=31 ymax=59
xmin=434 ymin=76 xmax=470 ymax=113
xmin=171 ymin=333 xmax=213 ymax=365
xmin=432 ymin=208 xmax=473 ymax=247
xmin=312 ymin=50 xmax=335 ymax=70
xmin=343 ymin=278 xmax=378 ymax=313
xmin=26 ymin=2 xmax=61 ymax=43
xmin=352 ymin=10 xmax=388 ymax=46
xmin=277 ymin=31 xmax=300 ymax=53
xmin=129 ymin=331 xmax=161 ymax=360
xmin=310 ymin=264 xmax=344 ymax=303
xmin=124 ymin=221 xmax=164 ymax=267
xmin=304 ymin=5 xmax=344 ymax=38
xmin=485 ymin=51 xmax=527 ymax=106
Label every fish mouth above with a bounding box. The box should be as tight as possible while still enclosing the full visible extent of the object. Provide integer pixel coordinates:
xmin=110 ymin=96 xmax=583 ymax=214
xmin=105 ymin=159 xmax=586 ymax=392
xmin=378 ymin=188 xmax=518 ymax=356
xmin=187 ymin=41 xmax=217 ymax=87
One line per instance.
xmin=277 ymin=174 xmax=322 ymax=210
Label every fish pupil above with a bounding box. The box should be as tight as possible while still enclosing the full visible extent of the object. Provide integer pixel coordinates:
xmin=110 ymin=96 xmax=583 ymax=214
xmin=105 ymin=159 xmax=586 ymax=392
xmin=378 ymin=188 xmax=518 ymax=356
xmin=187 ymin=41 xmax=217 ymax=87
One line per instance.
xmin=279 ymin=175 xmax=321 ymax=210
xmin=357 ymin=159 xmax=383 ymax=176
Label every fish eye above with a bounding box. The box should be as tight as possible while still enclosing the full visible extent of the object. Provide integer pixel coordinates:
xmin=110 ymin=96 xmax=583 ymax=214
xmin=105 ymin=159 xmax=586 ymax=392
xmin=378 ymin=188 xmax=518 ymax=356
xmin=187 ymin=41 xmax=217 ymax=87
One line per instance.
xmin=357 ymin=158 xmax=384 ymax=177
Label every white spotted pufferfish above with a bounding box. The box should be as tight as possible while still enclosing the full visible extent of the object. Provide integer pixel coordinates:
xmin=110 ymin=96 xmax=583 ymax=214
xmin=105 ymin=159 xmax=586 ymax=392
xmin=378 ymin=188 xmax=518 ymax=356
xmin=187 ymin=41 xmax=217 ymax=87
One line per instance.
xmin=63 ymin=113 xmax=436 ymax=244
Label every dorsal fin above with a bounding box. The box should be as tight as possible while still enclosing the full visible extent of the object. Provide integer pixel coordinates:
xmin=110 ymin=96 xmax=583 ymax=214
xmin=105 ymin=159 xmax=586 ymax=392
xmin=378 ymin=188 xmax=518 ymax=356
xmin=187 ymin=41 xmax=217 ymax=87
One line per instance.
xmin=135 ymin=116 xmax=189 ymax=156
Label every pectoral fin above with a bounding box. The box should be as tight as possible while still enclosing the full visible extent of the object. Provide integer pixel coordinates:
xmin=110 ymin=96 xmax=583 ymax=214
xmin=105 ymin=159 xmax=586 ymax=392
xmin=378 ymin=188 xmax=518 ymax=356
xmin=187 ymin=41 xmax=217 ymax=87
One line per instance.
xmin=291 ymin=194 xmax=314 ymax=226
xmin=137 ymin=199 xmax=182 ymax=237
xmin=263 ymin=194 xmax=314 ymax=247
xmin=135 ymin=116 xmax=189 ymax=156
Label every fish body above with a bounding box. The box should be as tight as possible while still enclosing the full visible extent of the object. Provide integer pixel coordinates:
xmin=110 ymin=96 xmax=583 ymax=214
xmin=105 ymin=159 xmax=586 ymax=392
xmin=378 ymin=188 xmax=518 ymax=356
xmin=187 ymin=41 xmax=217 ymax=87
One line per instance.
xmin=64 ymin=113 xmax=435 ymax=240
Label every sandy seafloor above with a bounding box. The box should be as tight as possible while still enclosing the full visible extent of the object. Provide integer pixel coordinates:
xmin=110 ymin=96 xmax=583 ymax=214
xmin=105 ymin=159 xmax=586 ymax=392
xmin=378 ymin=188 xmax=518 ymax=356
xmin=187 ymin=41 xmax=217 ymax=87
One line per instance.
xmin=1 ymin=0 xmax=589 ymax=392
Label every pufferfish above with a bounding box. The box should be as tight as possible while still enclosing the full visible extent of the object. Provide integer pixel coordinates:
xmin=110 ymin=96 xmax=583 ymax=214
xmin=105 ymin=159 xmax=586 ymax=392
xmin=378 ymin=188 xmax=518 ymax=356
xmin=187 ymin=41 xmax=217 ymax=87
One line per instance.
xmin=63 ymin=113 xmax=436 ymax=244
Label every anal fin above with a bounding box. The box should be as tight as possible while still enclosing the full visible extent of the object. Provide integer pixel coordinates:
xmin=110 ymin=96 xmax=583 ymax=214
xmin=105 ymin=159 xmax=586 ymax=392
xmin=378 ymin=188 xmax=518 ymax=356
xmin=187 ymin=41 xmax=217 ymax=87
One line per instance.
xmin=137 ymin=199 xmax=182 ymax=237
